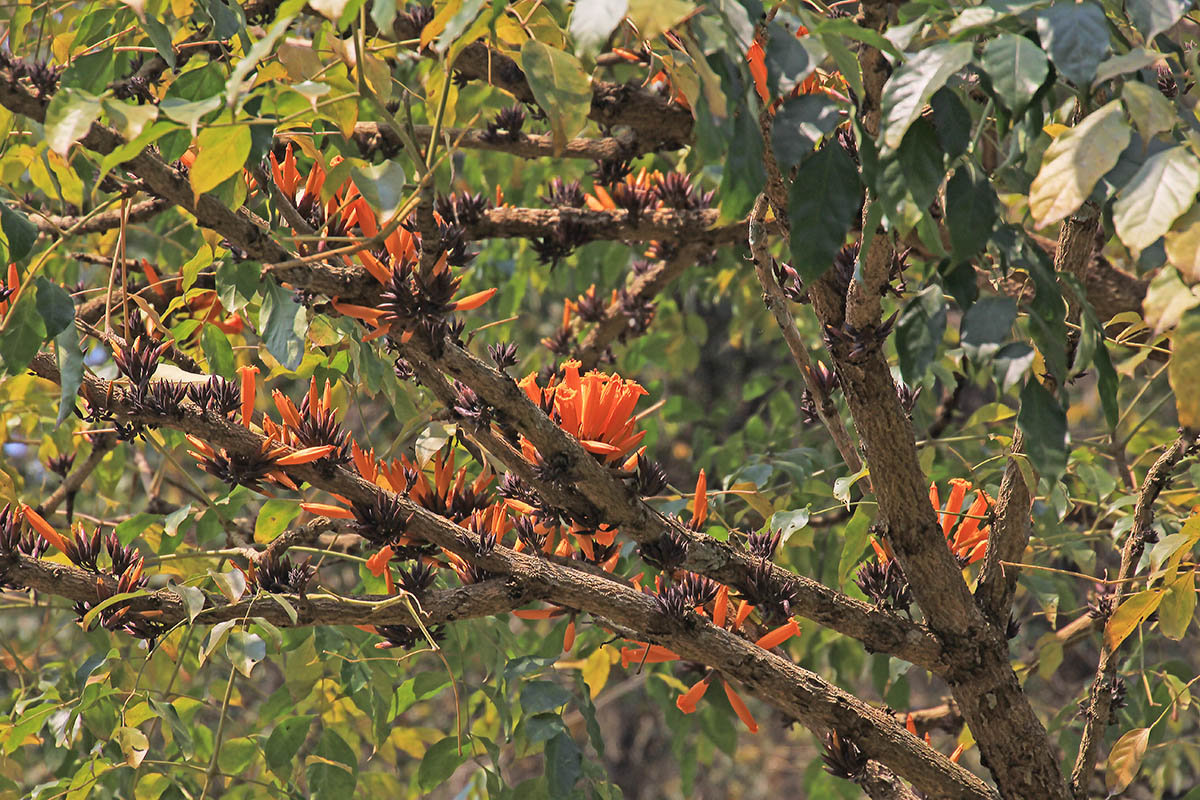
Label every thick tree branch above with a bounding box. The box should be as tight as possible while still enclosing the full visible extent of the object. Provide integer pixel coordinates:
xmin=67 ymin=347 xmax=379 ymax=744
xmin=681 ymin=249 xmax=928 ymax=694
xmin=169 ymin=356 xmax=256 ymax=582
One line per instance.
xmin=351 ymin=122 xmax=639 ymax=162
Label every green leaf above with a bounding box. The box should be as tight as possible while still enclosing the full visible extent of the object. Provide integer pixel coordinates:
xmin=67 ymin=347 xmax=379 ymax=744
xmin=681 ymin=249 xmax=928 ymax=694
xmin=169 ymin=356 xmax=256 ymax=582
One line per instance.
xmin=1166 ymin=205 xmax=1200 ymax=282
xmin=569 ymin=0 xmax=628 ymax=53
xmin=627 ymin=0 xmax=694 ymax=43
xmin=200 ymin=324 xmax=236 ymax=378
xmin=1028 ymin=101 xmax=1130 ymax=227
xmin=115 ymin=726 xmax=149 ymax=768
xmin=787 ymin=144 xmax=860 ymax=282
xmin=763 ymin=22 xmax=817 ymax=97
xmin=349 ymin=160 xmax=409 ymax=221
xmin=1121 ymin=81 xmax=1176 ymax=141
xmin=929 ymin=87 xmax=971 ymax=160
xmin=717 ymin=106 xmax=766 ymax=224
xmin=945 ymin=163 xmax=998 ymax=263
xmin=1093 ymin=48 xmax=1162 ymax=87
xmin=142 ymin=16 xmax=177 ymax=68
xmin=769 ymin=508 xmax=810 ymax=547
xmin=1017 ymin=378 xmax=1068 ymax=481
xmin=1113 ymin=147 xmax=1200 ymax=254
xmin=1036 ymin=2 xmax=1111 ymax=87
xmin=522 ymin=680 xmax=573 ymax=715
xmin=172 ymin=583 xmax=205 ymax=622
xmin=896 ymin=284 xmax=946 ymax=385
xmin=35 ymin=277 xmax=74 ymax=339
xmin=308 ymin=729 xmax=358 ymax=799
xmin=102 ymin=98 xmax=159 ymax=141
xmin=961 ymin=296 xmax=1016 ymax=360
xmin=0 ymin=285 xmax=46 ymax=375
xmin=0 ymin=203 xmax=38 ymax=261
xmin=837 ymin=507 xmax=872 ymax=588
xmin=148 ymin=698 xmax=194 ymax=759
xmin=255 ymin=498 xmax=301 ymax=543
xmin=190 ymin=122 xmax=252 ymax=200
xmin=545 ymin=731 xmax=583 ymax=797
xmin=1158 ymin=571 xmax=1196 ymax=640
xmin=55 ymin=325 xmax=83 ymax=424
xmin=418 ymin=736 xmax=465 ymax=791
xmin=980 ymin=34 xmax=1048 ymax=114
xmin=877 ymin=117 xmax=944 ymax=233
xmin=44 ymin=88 xmax=102 ymax=157
xmin=260 ymin=280 xmax=305 ymax=370
xmin=880 ymin=42 xmax=973 ymax=150
xmin=1105 ymin=588 xmax=1164 ymax=651
xmin=160 ymin=96 xmax=222 ymax=138
xmin=1127 ymin=0 xmax=1190 ymax=43
xmin=217 ymin=736 xmax=257 ymax=774
xmin=226 ymin=631 xmax=266 ymax=677
xmin=1170 ymin=308 xmax=1200 ymax=428
xmin=520 ymin=41 xmax=593 ymax=154
xmin=1105 ymin=727 xmax=1150 ymax=795
xmin=771 ymin=95 xmax=840 ymax=170
xmin=265 ymin=716 xmax=313 ymax=772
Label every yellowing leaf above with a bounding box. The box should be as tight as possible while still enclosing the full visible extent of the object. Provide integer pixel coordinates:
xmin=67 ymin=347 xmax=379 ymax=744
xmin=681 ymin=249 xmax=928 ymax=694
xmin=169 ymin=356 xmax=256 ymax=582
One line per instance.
xmin=190 ymin=123 xmax=251 ymax=201
xmin=1105 ymin=727 xmax=1150 ymax=795
xmin=1167 ymin=205 xmax=1200 ymax=283
xmin=580 ymin=646 xmax=612 ymax=698
xmin=116 ymin=726 xmax=149 ymax=768
xmin=1029 ymin=101 xmax=1130 ymax=228
xmin=1159 ymin=571 xmax=1196 ymax=641
xmin=1104 ymin=587 xmax=1164 ymax=651
xmin=1170 ymin=309 xmax=1200 ymax=429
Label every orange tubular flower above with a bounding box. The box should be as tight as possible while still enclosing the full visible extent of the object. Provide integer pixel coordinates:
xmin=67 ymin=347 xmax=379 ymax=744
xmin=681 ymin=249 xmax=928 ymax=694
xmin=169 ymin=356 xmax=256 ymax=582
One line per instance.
xmin=931 ymin=479 xmax=993 ymax=565
xmin=562 ymin=619 xmax=576 ymax=653
xmin=21 ymin=505 xmax=69 ymax=556
xmin=755 ymin=618 xmax=799 ymax=650
xmin=238 ymin=365 xmax=259 ymax=428
xmin=723 ymin=680 xmax=759 ymax=733
xmin=300 ymin=502 xmax=355 ymax=519
xmin=748 ymin=40 xmax=769 ymax=104
xmin=676 ymin=676 xmax=711 ymax=714
xmin=620 ymin=644 xmax=679 ymax=668
xmin=274 ymin=445 xmax=335 ymax=466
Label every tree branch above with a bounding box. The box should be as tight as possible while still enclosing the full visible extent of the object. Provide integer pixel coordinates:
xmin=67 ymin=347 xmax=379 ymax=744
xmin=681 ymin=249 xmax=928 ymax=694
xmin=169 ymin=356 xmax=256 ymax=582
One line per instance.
xmin=30 ymin=197 xmax=171 ymax=235
xmin=1070 ymin=432 xmax=1197 ymax=799
xmin=351 ymin=122 xmax=639 ymax=162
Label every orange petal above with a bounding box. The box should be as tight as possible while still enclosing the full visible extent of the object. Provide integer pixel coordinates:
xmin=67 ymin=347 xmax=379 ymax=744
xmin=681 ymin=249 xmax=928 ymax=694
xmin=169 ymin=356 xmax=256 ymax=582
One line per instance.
xmin=941 ymin=478 xmax=971 ymax=536
xmin=331 ymin=299 xmax=387 ymax=322
xmin=723 ymin=681 xmax=758 ymax=733
xmin=734 ymin=600 xmax=754 ymax=629
xmin=449 ymin=287 xmax=498 ymax=312
xmin=274 ymin=445 xmax=335 ymax=466
xmin=748 ymin=41 xmax=769 ymax=104
xmin=755 ymin=618 xmax=799 ymax=650
xmin=906 ymin=713 xmax=918 ymax=736
xmin=676 ymin=677 xmax=710 ymax=714
xmin=691 ymin=469 xmax=708 ymax=528
xmin=713 ymin=585 xmax=729 ymax=628
xmin=358 ymin=249 xmax=392 ymax=285
xmin=366 ymin=545 xmax=394 ymax=577
xmin=580 ymin=439 xmax=622 ymax=456
xmin=619 ymin=644 xmax=679 ymax=668
xmin=238 ymin=365 xmax=259 ymax=428
xmin=21 ymin=505 xmax=69 ymax=556
xmin=300 ymin=502 xmax=355 ymax=520
xmin=950 ymin=744 xmax=965 ymax=763
xmin=513 ymin=608 xmax=560 ymax=619
xmin=562 ymin=619 xmax=576 ymax=653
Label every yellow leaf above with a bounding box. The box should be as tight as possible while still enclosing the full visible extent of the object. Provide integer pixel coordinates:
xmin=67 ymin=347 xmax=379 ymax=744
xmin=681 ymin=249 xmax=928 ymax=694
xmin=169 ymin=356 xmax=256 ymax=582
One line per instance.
xmin=1043 ymin=123 xmax=1070 ymax=138
xmin=581 ymin=646 xmax=612 ymax=698
xmin=1104 ymin=588 xmax=1164 ymax=651
xmin=189 ymin=122 xmax=251 ymax=201
xmin=1105 ymin=727 xmax=1150 ymax=795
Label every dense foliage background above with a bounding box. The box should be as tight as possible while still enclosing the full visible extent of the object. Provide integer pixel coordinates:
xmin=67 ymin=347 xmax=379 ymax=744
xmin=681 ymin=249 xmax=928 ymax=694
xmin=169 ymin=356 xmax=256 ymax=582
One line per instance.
xmin=1 ymin=0 xmax=1200 ymax=798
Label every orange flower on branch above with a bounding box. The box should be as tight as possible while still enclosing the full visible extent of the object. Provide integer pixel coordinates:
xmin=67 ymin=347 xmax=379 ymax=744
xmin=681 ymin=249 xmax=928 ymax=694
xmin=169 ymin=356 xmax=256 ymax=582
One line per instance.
xmin=930 ymin=479 xmax=993 ymax=565
xmin=518 ymin=360 xmax=648 ymax=465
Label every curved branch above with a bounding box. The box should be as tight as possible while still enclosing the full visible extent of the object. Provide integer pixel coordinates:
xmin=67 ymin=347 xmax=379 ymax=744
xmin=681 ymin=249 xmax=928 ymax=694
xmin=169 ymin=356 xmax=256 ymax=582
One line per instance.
xmin=351 ymin=122 xmax=639 ymax=162
xmin=31 ymin=197 xmax=171 ymax=235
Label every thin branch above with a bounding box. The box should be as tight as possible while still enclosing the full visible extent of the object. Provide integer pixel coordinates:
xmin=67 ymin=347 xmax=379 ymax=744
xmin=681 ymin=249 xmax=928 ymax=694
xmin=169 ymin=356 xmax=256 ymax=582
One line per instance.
xmin=30 ymin=197 xmax=170 ymax=235
xmin=748 ymin=193 xmax=862 ymax=475
xmin=1070 ymin=432 xmax=1197 ymax=799
xmin=36 ymin=434 xmax=116 ymax=517
xmin=351 ymin=122 xmax=639 ymax=162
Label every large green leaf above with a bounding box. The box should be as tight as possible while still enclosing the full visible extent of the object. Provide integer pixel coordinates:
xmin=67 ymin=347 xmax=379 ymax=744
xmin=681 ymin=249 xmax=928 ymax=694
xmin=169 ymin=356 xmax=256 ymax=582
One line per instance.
xmin=55 ymin=325 xmax=83 ymax=424
xmin=260 ymin=280 xmax=306 ymax=370
xmin=1028 ymin=101 xmax=1130 ymax=227
xmin=1017 ymin=377 xmax=1068 ymax=481
xmin=520 ymin=41 xmax=593 ymax=153
xmin=1036 ymin=2 xmax=1110 ymax=87
xmin=879 ymin=42 xmax=973 ymax=150
xmin=265 ymin=716 xmax=313 ymax=773
xmin=945 ymin=163 xmax=998 ymax=263
xmin=1127 ymin=0 xmax=1190 ymax=43
xmin=896 ymin=284 xmax=946 ymax=386
xmin=545 ymin=731 xmax=583 ymax=797
xmin=0 ymin=203 xmax=37 ymax=262
xmin=1113 ymin=146 xmax=1200 ymax=253
xmin=418 ymin=736 xmax=466 ymax=791
xmin=44 ymin=88 xmax=102 ymax=157
xmin=35 ymin=277 xmax=74 ymax=339
xmin=980 ymin=34 xmax=1048 ymax=113
xmin=787 ymin=144 xmax=860 ymax=281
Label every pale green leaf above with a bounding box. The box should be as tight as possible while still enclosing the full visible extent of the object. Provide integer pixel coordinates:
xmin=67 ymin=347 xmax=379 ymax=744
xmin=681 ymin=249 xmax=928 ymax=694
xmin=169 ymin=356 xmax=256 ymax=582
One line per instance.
xmin=44 ymin=88 xmax=102 ymax=156
xmin=1029 ymin=101 xmax=1130 ymax=227
xmin=1113 ymin=147 xmax=1200 ymax=253
xmin=520 ymin=41 xmax=593 ymax=154
xmin=190 ymin=123 xmax=252 ymax=199
xmin=880 ymin=42 xmax=973 ymax=150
